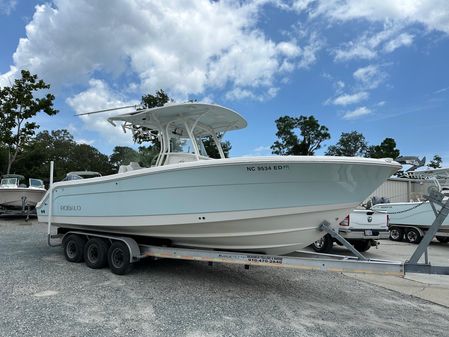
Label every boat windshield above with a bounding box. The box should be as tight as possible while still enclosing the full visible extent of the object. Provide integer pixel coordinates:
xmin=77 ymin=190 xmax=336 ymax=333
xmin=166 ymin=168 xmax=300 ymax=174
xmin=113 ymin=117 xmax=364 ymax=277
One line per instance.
xmin=1 ymin=178 xmax=18 ymax=187
xmin=170 ymin=137 xmax=208 ymax=157
xmin=29 ymin=178 xmax=44 ymax=188
xmin=197 ymin=138 xmax=209 ymax=157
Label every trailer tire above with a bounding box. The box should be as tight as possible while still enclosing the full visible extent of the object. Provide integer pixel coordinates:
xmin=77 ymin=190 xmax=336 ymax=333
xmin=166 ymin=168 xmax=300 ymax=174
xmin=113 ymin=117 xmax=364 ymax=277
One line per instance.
xmin=389 ymin=227 xmax=403 ymax=241
xmin=63 ymin=234 xmax=86 ymax=263
xmin=108 ymin=241 xmax=133 ymax=275
xmin=436 ymin=236 xmax=449 ymax=243
xmin=311 ymin=234 xmax=333 ymax=253
xmin=84 ymin=238 xmax=109 ymax=269
xmin=405 ymin=228 xmax=422 ymax=244
xmin=353 ymin=240 xmax=371 ymax=252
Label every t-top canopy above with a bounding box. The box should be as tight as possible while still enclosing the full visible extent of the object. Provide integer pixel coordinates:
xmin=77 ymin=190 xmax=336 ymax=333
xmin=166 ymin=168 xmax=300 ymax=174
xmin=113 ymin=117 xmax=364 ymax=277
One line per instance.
xmin=108 ymin=103 xmax=247 ymax=137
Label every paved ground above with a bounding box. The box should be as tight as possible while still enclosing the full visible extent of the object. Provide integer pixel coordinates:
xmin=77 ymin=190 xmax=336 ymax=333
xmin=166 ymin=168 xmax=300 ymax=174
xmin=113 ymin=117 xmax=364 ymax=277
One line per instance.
xmin=304 ymin=239 xmax=449 ymax=307
xmin=1 ymin=218 xmax=449 ymax=337
xmin=360 ymin=243 xmax=449 ymax=307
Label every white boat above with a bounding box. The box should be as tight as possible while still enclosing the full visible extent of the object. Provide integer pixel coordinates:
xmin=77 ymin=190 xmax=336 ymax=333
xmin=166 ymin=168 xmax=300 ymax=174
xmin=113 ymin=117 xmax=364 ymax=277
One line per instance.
xmin=36 ymin=103 xmax=400 ymax=254
xmin=372 ymin=168 xmax=449 ymax=228
xmin=0 ymin=174 xmax=46 ymax=209
xmin=372 ymin=200 xmax=449 ymax=228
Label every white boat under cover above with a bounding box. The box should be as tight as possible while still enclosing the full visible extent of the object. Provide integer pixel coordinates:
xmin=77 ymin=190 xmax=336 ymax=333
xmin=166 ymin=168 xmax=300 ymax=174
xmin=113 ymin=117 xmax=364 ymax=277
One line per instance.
xmin=37 ymin=103 xmax=400 ymax=254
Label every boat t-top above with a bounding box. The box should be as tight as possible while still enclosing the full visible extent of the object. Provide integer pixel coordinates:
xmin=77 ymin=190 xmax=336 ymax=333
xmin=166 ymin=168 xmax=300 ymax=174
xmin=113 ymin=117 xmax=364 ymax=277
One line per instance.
xmin=36 ymin=103 xmax=400 ymax=254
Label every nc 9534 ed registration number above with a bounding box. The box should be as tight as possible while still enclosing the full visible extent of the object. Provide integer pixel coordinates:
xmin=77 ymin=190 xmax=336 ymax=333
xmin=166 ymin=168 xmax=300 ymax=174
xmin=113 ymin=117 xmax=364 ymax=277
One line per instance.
xmin=246 ymin=165 xmax=289 ymax=172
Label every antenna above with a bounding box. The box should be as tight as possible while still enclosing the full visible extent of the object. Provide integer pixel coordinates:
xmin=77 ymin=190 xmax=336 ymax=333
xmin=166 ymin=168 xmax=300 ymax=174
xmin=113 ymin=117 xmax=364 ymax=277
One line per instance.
xmin=75 ymin=104 xmax=140 ymax=116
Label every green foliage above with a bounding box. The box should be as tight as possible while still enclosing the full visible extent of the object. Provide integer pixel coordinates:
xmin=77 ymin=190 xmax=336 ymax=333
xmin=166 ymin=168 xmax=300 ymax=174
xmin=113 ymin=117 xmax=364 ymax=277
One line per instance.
xmin=110 ymin=146 xmax=139 ymax=171
xmin=141 ymin=89 xmax=172 ymax=109
xmin=326 ymin=131 xmax=368 ymax=157
xmin=0 ymin=146 xmax=8 ymax=175
xmin=365 ymin=138 xmax=400 ymax=159
xmin=428 ymin=155 xmax=442 ymax=169
xmin=12 ymin=129 xmax=113 ymax=181
xmin=70 ymin=144 xmax=113 ymax=175
xmin=202 ymin=134 xmax=231 ymax=159
xmin=271 ymin=115 xmax=330 ymax=155
xmin=0 ymin=70 xmax=58 ymax=174
xmin=137 ymin=145 xmax=160 ymax=167
xmin=133 ymin=89 xmax=172 ymax=144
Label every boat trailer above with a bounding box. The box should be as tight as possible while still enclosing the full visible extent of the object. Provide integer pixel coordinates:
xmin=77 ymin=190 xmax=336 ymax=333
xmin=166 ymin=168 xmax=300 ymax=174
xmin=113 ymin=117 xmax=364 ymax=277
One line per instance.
xmin=0 ymin=196 xmax=36 ymax=220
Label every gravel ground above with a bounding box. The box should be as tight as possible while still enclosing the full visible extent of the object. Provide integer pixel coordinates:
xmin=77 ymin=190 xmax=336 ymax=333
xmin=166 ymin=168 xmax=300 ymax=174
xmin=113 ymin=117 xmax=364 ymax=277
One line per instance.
xmin=1 ymin=218 xmax=449 ymax=337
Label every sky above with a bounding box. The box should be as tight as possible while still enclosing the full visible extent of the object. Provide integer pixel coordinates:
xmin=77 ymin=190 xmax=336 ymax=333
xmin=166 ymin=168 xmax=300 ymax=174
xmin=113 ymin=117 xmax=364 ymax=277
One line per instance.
xmin=1 ymin=0 xmax=449 ymax=164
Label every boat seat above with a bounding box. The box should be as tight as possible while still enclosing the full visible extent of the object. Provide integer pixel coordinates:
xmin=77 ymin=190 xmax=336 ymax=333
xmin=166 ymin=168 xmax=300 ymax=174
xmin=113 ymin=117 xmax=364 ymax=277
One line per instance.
xmin=118 ymin=162 xmax=143 ymax=173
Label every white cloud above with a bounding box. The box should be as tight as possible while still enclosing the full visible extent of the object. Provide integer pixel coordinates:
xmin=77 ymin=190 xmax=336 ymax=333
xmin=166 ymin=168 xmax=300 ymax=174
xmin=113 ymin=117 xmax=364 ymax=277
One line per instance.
xmin=291 ymin=0 xmax=315 ymax=12
xmin=66 ymin=79 xmax=139 ymax=146
xmin=225 ymin=86 xmax=279 ymax=101
xmin=75 ymin=138 xmax=95 ymax=145
xmin=383 ymin=33 xmax=414 ymax=53
xmin=297 ymin=32 xmax=324 ymax=69
xmin=334 ymin=23 xmax=413 ymax=61
xmin=434 ymin=87 xmax=449 ymax=94
xmin=353 ymin=65 xmax=386 ymax=90
xmin=0 ymin=0 xmax=16 ymax=15
xmin=332 ymin=92 xmax=369 ymax=106
xmin=336 ymin=81 xmax=345 ymax=91
xmin=0 ymin=65 xmax=17 ymax=88
xmin=3 ymin=0 xmax=300 ymax=100
xmin=240 ymin=145 xmax=272 ymax=157
xmin=342 ymin=106 xmax=372 ymax=120
xmin=290 ymin=1 xmax=449 ymax=62
xmin=304 ymin=0 xmax=449 ymax=34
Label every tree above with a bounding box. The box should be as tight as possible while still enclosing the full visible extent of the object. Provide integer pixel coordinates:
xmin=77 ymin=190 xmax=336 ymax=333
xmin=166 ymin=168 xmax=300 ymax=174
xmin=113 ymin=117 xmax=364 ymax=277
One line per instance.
xmin=326 ymin=131 xmax=368 ymax=157
xmin=137 ymin=145 xmax=160 ymax=167
xmin=428 ymin=155 xmax=442 ymax=169
xmin=0 ymin=145 xmax=8 ymax=175
xmin=0 ymin=70 xmax=58 ymax=173
xmin=365 ymin=138 xmax=400 ymax=159
xmin=202 ymin=134 xmax=231 ymax=159
xmin=12 ymin=129 xmax=113 ymax=181
xmin=110 ymin=146 xmax=139 ymax=172
xmin=132 ymin=89 xmax=172 ymax=144
xmin=70 ymin=144 xmax=113 ymax=175
xmin=271 ymin=115 xmax=330 ymax=155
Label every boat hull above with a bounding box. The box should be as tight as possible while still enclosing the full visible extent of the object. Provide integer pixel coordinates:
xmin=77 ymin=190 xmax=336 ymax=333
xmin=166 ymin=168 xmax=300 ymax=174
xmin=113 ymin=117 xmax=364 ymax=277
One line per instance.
xmin=37 ymin=157 xmax=399 ymax=254
xmin=372 ymin=201 xmax=449 ymax=228
xmin=0 ymin=188 xmax=46 ymax=208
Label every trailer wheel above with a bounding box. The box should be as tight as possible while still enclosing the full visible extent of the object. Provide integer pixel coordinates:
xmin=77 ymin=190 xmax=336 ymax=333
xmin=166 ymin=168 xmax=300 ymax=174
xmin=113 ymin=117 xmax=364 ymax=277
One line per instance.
xmin=84 ymin=238 xmax=109 ymax=269
xmin=405 ymin=228 xmax=422 ymax=244
xmin=353 ymin=240 xmax=371 ymax=252
xmin=389 ymin=227 xmax=403 ymax=241
xmin=63 ymin=234 xmax=86 ymax=263
xmin=108 ymin=241 xmax=133 ymax=275
xmin=436 ymin=236 xmax=449 ymax=243
xmin=311 ymin=234 xmax=333 ymax=253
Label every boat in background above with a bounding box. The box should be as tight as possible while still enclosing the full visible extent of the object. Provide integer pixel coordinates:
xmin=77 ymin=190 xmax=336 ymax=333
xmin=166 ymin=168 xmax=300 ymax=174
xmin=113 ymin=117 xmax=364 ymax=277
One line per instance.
xmin=0 ymin=174 xmax=46 ymax=210
xmin=36 ymin=103 xmax=400 ymax=254
xmin=372 ymin=167 xmax=449 ymax=228
xmin=62 ymin=171 xmax=102 ymax=181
